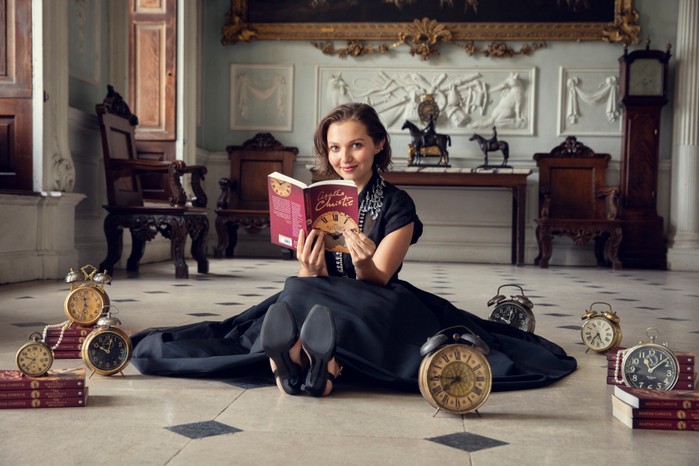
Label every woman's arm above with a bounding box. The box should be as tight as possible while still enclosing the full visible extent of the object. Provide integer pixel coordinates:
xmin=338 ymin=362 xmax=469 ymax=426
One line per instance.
xmin=344 ymin=222 xmax=414 ymax=286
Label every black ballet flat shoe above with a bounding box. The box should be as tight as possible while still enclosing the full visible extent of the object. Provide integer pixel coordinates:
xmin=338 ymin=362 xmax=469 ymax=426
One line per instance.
xmin=299 ymin=304 xmax=337 ymax=397
xmin=260 ymin=302 xmax=303 ymax=395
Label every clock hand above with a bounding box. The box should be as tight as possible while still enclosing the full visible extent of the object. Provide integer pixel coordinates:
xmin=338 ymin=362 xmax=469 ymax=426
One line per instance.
xmin=647 ymin=356 xmax=669 ymax=373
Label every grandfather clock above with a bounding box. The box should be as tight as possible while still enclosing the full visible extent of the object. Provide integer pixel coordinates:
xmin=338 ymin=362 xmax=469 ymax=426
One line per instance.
xmin=618 ymin=42 xmax=672 ymax=269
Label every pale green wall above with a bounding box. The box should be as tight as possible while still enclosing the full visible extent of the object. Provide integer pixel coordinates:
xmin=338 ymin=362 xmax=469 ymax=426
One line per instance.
xmin=198 ymin=0 xmax=679 ymax=164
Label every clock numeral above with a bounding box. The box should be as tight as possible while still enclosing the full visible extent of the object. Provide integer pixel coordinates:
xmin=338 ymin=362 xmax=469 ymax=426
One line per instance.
xmin=454 ymin=350 xmax=461 ymax=360
xmin=441 ymin=354 xmax=450 ymax=363
xmin=431 ymin=386 xmax=443 ymax=395
xmin=472 ymin=386 xmax=483 ymax=396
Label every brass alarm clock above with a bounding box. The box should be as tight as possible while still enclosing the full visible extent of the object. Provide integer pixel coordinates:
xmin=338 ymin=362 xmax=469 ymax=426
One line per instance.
xmin=487 ymin=284 xmax=535 ymax=332
xmin=418 ymin=326 xmax=492 ymax=415
xmin=580 ymin=302 xmax=622 ymax=353
xmin=81 ymin=306 xmax=133 ymax=377
xmin=614 ymin=328 xmax=680 ymax=391
xmin=16 ymin=332 xmax=54 ymax=377
xmin=64 ymin=265 xmax=111 ymax=327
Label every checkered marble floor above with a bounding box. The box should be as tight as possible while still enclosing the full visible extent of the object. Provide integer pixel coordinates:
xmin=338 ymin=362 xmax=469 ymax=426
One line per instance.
xmin=1 ymin=259 xmax=698 ymax=465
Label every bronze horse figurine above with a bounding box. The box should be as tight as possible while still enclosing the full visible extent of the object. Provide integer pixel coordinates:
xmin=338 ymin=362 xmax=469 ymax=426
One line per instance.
xmin=469 ymin=132 xmax=510 ymax=169
xmin=401 ymin=120 xmax=451 ymax=167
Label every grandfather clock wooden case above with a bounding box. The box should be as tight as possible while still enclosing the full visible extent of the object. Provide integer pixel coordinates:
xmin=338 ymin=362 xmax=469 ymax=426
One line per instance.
xmin=618 ymin=45 xmax=671 ymax=269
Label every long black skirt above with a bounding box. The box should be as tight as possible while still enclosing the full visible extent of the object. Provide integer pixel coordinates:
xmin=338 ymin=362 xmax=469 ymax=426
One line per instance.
xmin=131 ymin=276 xmax=576 ymax=392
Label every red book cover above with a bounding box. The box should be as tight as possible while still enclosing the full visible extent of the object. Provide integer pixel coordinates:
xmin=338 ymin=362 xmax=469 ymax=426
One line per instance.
xmin=268 ymin=172 xmax=358 ymax=253
xmin=0 ymin=387 xmax=86 ymax=400
xmin=0 ymin=388 xmax=88 ymax=409
xmin=0 ymin=367 xmax=85 ymax=390
xmin=607 ymin=360 xmax=694 ymax=375
xmin=612 ymin=394 xmax=699 ymax=421
xmin=614 ymin=385 xmax=699 ymax=409
xmin=613 ymin=412 xmax=699 ymax=430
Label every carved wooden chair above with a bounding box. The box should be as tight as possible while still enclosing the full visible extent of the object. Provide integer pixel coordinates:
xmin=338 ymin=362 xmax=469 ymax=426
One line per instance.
xmin=533 ymin=136 xmax=623 ymax=270
xmin=215 ymin=133 xmax=297 ymax=258
xmin=96 ymin=85 xmax=209 ymax=279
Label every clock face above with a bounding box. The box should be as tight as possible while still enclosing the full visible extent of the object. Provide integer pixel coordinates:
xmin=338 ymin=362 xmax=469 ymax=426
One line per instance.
xmin=16 ymin=342 xmax=53 ymax=377
xmin=419 ymin=344 xmax=492 ymax=414
xmin=622 ymin=343 xmax=679 ymax=390
xmin=581 ymin=317 xmax=619 ymax=352
xmin=311 ymin=210 xmax=359 ymax=253
xmin=489 ymin=303 xmax=534 ymax=332
xmin=270 ymin=178 xmax=292 ymax=197
xmin=82 ymin=329 xmax=132 ymax=376
xmin=65 ymin=286 xmax=109 ymax=326
xmin=628 ymin=58 xmax=664 ymax=96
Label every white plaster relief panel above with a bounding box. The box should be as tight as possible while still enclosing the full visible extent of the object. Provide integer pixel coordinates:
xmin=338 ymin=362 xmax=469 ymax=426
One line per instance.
xmin=230 ymin=64 xmax=294 ymax=131
xmin=558 ymin=67 xmax=621 ymax=136
xmin=317 ymin=66 xmax=536 ymax=136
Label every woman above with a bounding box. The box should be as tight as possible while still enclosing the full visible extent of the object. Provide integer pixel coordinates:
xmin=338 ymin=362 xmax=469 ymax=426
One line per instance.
xmin=131 ymin=103 xmax=576 ymax=397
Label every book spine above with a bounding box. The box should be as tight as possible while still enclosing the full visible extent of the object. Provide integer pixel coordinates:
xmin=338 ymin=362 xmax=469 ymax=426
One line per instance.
xmin=53 ymin=350 xmax=83 ymax=359
xmin=607 ymin=361 xmax=695 ymax=374
xmin=304 ymin=189 xmax=313 ymax=232
xmin=0 ymin=379 xmax=85 ymax=390
xmin=47 ymin=342 xmax=84 ymax=351
xmin=0 ymin=388 xmax=86 ymax=400
xmin=0 ymin=396 xmax=87 ymax=409
xmin=607 ymin=349 xmax=695 ymax=365
xmin=630 ymin=407 xmax=699 ymax=420
xmin=45 ymin=336 xmax=87 ymax=344
xmin=607 ymin=369 xmax=696 ymax=382
xmin=606 ymin=377 xmax=696 ymax=390
xmin=631 ymin=418 xmax=699 ymax=430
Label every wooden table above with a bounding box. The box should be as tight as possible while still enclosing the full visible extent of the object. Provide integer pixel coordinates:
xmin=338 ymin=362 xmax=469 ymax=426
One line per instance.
xmin=380 ymin=168 xmax=532 ymax=265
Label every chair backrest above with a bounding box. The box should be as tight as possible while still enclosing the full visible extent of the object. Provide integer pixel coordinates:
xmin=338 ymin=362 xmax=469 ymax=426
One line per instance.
xmin=224 ymin=133 xmax=298 ymax=210
xmin=96 ymin=85 xmax=144 ymax=207
xmin=534 ymin=137 xmax=611 ymax=220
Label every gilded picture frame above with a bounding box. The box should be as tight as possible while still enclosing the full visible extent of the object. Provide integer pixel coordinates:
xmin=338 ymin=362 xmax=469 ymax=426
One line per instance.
xmin=222 ymin=0 xmax=640 ymax=46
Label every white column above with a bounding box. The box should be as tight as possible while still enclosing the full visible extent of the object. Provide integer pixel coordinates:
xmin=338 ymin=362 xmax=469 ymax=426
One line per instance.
xmin=667 ymin=0 xmax=699 ymax=271
xmin=42 ymin=0 xmax=75 ymax=192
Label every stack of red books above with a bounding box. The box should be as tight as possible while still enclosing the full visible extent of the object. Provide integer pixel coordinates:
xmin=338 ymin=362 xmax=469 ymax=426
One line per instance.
xmin=0 ymin=367 xmax=88 ymax=409
xmin=612 ymin=385 xmax=699 ymax=430
xmin=606 ymin=347 xmax=696 ymax=390
xmin=46 ymin=323 xmax=94 ymax=359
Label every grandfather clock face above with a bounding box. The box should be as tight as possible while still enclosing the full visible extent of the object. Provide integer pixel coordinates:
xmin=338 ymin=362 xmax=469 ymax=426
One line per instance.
xmin=628 ymin=58 xmax=665 ymax=97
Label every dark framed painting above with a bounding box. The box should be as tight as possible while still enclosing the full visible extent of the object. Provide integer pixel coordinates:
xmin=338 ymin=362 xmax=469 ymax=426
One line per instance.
xmin=223 ymin=0 xmax=639 ymax=44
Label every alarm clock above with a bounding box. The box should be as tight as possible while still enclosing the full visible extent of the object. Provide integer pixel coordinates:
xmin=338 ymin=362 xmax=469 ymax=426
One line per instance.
xmin=487 ymin=284 xmax=535 ymax=332
xmin=418 ymin=326 xmax=492 ymax=415
xmin=16 ymin=332 xmax=54 ymax=377
xmin=580 ymin=302 xmax=622 ymax=353
xmin=64 ymin=265 xmax=111 ymax=327
xmin=614 ymin=328 xmax=680 ymax=391
xmin=81 ymin=306 xmax=133 ymax=377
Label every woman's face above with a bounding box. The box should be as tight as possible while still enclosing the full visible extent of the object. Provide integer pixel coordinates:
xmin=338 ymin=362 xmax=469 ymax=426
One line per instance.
xmin=326 ymin=120 xmax=382 ymax=192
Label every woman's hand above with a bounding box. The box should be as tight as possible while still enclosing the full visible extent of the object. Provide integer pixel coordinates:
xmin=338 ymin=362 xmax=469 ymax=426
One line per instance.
xmin=297 ymin=229 xmax=328 ymax=277
xmin=343 ymin=229 xmax=376 ymax=270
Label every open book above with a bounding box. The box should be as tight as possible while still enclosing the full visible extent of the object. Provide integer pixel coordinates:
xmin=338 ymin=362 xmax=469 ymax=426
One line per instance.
xmin=267 ymin=172 xmax=359 ymax=253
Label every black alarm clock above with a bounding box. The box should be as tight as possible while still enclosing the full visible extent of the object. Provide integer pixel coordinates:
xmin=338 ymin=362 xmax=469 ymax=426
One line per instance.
xmin=487 ymin=284 xmax=535 ymax=332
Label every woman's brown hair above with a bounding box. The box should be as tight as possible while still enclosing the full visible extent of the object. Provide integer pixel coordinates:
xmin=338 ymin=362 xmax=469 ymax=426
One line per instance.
xmin=313 ymin=103 xmax=392 ymax=178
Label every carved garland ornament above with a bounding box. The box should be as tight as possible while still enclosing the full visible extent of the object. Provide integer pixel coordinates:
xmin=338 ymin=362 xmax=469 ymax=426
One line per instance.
xmin=222 ymin=5 xmax=641 ymax=61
